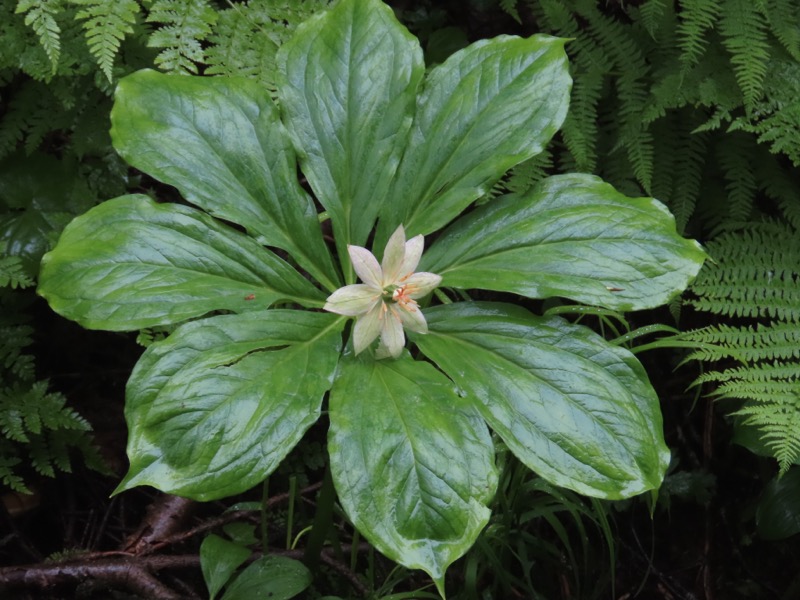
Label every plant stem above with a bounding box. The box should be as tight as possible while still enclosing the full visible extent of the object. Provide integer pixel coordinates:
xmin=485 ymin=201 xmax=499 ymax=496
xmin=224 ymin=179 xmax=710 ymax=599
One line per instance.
xmin=303 ymin=465 xmax=336 ymax=572
xmin=260 ymin=478 xmax=269 ymax=548
xmin=286 ymin=476 xmax=297 ymax=549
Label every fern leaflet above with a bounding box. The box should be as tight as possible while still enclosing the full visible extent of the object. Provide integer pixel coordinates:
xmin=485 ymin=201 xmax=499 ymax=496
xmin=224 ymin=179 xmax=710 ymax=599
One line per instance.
xmin=682 ymin=216 xmax=800 ymax=472
xmin=147 ymin=0 xmax=217 ymax=74
xmin=16 ymin=0 xmax=63 ymax=75
xmin=205 ymin=0 xmax=329 ymax=89
xmin=70 ymin=0 xmax=140 ymax=82
xmin=499 ymin=0 xmax=521 ymax=24
xmin=719 ymin=0 xmax=770 ymax=108
xmin=677 ymin=0 xmax=721 ymax=70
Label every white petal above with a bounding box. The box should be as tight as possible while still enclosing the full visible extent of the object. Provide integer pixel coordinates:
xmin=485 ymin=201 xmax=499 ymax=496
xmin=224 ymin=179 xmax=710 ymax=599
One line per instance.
xmin=324 ymin=285 xmax=381 ymax=316
xmin=398 ymin=234 xmax=424 ymax=281
xmin=374 ymin=340 xmax=393 ymax=360
xmin=396 ymin=302 xmax=428 ymax=334
xmin=381 ymin=225 xmax=406 ymax=285
xmin=381 ymin=305 xmax=405 ymax=358
xmin=353 ymin=302 xmax=385 ymax=354
xmin=348 ymin=245 xmax=383 ymax=289
xmin=403 ymin=272 xmax=442 ymax=298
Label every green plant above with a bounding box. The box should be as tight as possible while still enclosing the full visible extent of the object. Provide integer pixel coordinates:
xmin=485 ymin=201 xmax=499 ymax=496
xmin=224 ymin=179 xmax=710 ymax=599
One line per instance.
xmin=679 ymin=218 xmax=800 ymax=473
xmin=494 ymin=0 xmax=800 ymax=233
xmin=455 ymin=447 xmax=616 ymax=599
xmin=200 ymin=533 xmax=311 ymax=600
xmin=37 ymin=0 xmax=705 ymax=593
xmin=488 ymin=0 xmax=800 ymax=486
xmin=0 ymin=0 xmax=332 ymax=493
xmin=0 ymin=152 xmax=107 ymax=492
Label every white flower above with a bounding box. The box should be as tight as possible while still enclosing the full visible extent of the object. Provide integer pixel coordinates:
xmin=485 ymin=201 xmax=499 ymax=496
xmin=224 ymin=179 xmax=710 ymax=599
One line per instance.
xmin=324 ymin=225 xmax=442 ymax=358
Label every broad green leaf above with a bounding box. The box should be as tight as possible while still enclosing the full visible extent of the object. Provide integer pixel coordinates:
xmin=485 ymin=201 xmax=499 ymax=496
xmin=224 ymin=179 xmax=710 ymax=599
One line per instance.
xmin=328 ymin=353 xmax=497 ymax=595
xmin=756 ymin=468 xmax=800 ymax=540
xmin=220 ymin=555 xmax=311 ymax=600
xmin=111 ymin=70 xmax=339 ymax=291
xmin=422 ymin=174 xmax=706 ymax=311
xmin=276 ymin=0 xmax=424 ymax=263
xmin=413 ymin=302 xmax=670 ymax=499
xmin=38 ymin=195 xmax=325 ymax=331
xmin=116 ymin=310 xmax=343 ymax=500
xmin=200 ymin=534 xmax=251 ymax=600
xmin=380 ymin=33 xmax=571 ymax=241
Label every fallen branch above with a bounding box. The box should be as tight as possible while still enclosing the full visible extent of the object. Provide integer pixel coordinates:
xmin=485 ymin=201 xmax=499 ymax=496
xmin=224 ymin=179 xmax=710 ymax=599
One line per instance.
xmin=140 ymin=482 xmax=322 ymax=555
xmin=124 ymin=494 xmax=196 ymax=554
xmin=0 ymin=555 xmax=199 ymax=599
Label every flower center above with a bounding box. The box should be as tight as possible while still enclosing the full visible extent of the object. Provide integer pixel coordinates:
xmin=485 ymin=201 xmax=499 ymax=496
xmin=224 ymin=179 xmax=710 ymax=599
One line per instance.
xmin=391 ymin=285 xmax=419 ymax=311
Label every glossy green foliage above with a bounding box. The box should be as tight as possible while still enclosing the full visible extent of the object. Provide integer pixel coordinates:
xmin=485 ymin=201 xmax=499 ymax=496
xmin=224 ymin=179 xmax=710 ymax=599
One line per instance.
xmin=220 ymin=556 xmax=311 ymax=600
xmin=414 ymin=303 xmax=669 ymax=499
xmin=381 ymin=34 xmax=571 ymax=241
xmin=329 ymin=354 xmax=497 ymax=594
xmin=277 ymin=0 xmax=423 ymax=257
xmin=36 ymin=0 xmax=706 ymax=592
xmin=38 ymin=196 xmax=326 ymax=331
xmin=423 ymin=174 xmax=706 ymax=312
xmin=200 ymin=535 xmax=251 ymax=600
xmin=116 ymin=311 xmax=343 ymax=500
xmin=111 ymin=71 xmax=338 ymax=291
xmin=200 ymin=535 xmax=311 ymax=600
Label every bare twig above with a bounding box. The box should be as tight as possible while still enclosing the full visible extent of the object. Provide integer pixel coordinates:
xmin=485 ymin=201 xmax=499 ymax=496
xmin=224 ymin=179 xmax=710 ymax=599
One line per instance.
xmin=140 ymin=482 xmax=322 ymax=555
xmin=0 ymin=555 xmax=199 ymax=599
xmin=124 ymin=494 xmax=196 ymax=554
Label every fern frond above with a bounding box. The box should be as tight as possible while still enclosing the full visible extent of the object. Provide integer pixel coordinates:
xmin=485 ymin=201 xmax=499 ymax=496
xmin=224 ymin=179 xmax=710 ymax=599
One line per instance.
xmin=506 ymin=150 xmax=554 ymax=194
xmin=698 ymin=361 xmax=800 ymax=386
xmin=499 ymin=0 xmax=521 ymax=24
xmin=677 ymin=0 xmax=721 ymax=70
xmin=0 ymin=78 xmax=74 ymax=159
xmin=638 ymin=0 xmax=668 ymax=39
xmin=716 ymin=132 xmax=758 ymax=223
xmin=70 ymin=0 xmax=139 ymax=82
xmin=761 ymin=0 xmax=800 ymax=61
xmin=0 ymin=399 xmax=28 ymax=443
xmin=756 ymin=158 xmax=800 ymax=230
xmin=738 ymin=57 xmax=800 ymax=166
xmin=683 ymin=323 xmax=800 ymax=362
xmin=719 ymin=0 xmax=770 ymax=107
xmin=751 ymin=107 xmax=800 ymax=167
xmin=0 ymin=452 xmax=29 ymax=494
xmin=0 ymin=325 xmax=36 ymax=381
xmin=572 ymin=0 xmax=653 ymax=191
xmin=649 ymin=113 xmax=708 ymax=233
xmin=736 ymin=395 xmax=800 ymax=473
xmin=672 ymin=126 xmax=708 ymax=233
xmin=689 ymin=224 xmax=800 ymax=321
xmin=147 ymin=0 xmax=217 ymax=74
xmin=205 ymin=0 xmax=328 ymax=89
xmin=0 ymin=382 xmax=93 ymax=479
xmin=560 ymin=69 xmax=602 ymax=173
xmin=16 ymin=0 xmax=63 ymax=74
xmin=684 ymin=216 xmax=800 ymax=471
xmin=0 ymin=256 xmax=34 ymax=289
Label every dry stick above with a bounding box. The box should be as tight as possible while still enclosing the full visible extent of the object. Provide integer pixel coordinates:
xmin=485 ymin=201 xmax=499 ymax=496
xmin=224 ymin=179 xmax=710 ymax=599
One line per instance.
xmin=124 ymin=494 xmax=197 ymax=554
xmin=0 ymin=482 xmax=338 ymax=598
xmin=0 ymin=555 xmax=199 ymax=600
xmin=0 ymin=549 xmax=371 ymax=599
xmin=140 ymin=482 xmax=322 ymax=555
